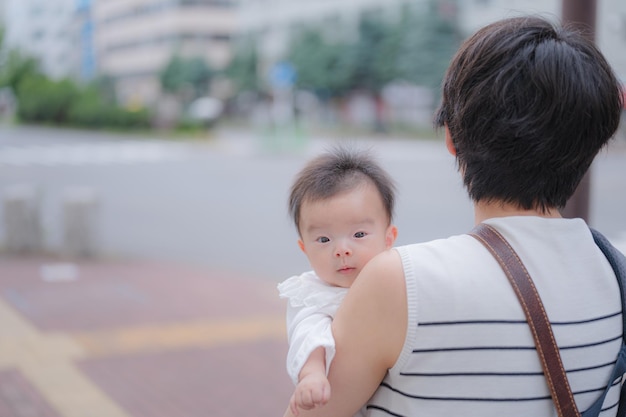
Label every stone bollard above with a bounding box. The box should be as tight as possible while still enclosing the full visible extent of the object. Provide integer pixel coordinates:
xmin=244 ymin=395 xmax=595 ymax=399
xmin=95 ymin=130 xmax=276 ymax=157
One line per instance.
xmin=3 ymin=184 xmax=43 ymax=254
xmin=62 ymin=187 xmax=98 ymax=258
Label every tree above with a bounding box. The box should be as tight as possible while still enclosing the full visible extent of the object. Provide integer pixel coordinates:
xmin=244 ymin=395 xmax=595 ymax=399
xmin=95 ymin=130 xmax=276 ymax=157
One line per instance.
xmin=0 ymin=26 xmax=42 ymax=93
xmin=350 ymin=12 xmax=401 ymax=93
xmin=287 ymin=29 xmax=356 ymax=98
xmin=274 ymin=3 xmax=460 ymax=131
xmin=349 ymin=12 xmax=409 ymax=131
xmin=0 ymin=50 xmax=42 ymax=94
xmin=225 ymin=39 xmax=260 ymax=93
xmin=160 ymin=55 xmax=213 ymax=99
xmin=396 ymin=2 xmax=460 ymax=91
xmin=16 ymin=76 xmax=78 ymax=123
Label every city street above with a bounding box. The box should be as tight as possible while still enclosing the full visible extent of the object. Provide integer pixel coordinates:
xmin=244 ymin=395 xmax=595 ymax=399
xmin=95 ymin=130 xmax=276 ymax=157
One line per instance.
xmin=0 ymin=124 xmax=625 ymax=417
xmin=0 ymin=124 xmax=478 ymax=280
xmin=2 ymin=125 xmax=625 ymax=278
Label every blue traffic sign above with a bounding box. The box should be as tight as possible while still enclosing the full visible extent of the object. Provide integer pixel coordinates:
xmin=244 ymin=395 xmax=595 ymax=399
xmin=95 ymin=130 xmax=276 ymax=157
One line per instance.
xmin=270 ymin=61 xmax=297 ymax=88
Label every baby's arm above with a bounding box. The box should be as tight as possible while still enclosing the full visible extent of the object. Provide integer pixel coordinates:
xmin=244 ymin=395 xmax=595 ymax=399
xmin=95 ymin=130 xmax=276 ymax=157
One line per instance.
xmin=283 ymin=301 xmax=336 ymax=415
xmin=289 ymin=346 xmax=330 ymax=416
xmin=278 ymin=274 xmax=343 ymax=414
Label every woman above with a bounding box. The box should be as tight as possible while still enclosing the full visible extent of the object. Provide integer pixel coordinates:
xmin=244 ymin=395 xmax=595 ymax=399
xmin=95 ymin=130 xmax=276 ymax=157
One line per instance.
xmin=282 ymin=15 xmax=624 ymax=417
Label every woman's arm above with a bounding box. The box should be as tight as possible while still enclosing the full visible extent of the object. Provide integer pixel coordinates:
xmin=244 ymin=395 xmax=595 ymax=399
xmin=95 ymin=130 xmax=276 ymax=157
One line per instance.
xmin=282 ymin=249 xmax=408 ymax=417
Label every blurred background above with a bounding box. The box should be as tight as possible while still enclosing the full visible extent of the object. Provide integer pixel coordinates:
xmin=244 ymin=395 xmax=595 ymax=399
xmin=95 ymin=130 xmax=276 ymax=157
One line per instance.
xmin=0 ymin=1 xmax=625 ymax=417
xmin=0 ymin=0 xmax=623 ymax=136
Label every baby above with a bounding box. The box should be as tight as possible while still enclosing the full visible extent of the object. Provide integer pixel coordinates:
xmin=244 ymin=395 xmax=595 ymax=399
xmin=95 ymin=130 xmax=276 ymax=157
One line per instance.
xmin=278 ymin=146 xmax=398 ymax=416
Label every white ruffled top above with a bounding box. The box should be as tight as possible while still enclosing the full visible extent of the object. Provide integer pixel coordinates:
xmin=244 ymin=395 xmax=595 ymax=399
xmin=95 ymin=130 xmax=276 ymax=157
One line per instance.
xmin=277 ymin=271 xmax=348 ymax=385
xmin=278 ymin=270 xmax=348 ymax=310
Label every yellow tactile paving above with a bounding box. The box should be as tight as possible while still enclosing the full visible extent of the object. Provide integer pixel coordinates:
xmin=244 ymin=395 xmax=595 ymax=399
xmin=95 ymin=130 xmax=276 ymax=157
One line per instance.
xmin=74 ymin=315 xmax=285 ymax=356
xmin=20 ymin=362 xmax=131 ymax=417
xmin=0 ymin=296 xmax=286 ymax=417
xmin=0 ymin=299 xmax=131 ymax=417
xmin=0 ymin=299 xmax=40 ymax=338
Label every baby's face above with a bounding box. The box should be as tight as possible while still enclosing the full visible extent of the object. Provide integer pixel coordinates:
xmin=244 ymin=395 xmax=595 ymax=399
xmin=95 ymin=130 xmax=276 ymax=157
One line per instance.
xmin=297 ymin=182 xmax=397 ymax=288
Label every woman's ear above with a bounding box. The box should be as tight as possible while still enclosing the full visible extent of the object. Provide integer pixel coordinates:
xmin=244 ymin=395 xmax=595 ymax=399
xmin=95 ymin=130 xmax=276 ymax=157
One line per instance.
xmin=445 ymin=126 xmax=457 ymax=156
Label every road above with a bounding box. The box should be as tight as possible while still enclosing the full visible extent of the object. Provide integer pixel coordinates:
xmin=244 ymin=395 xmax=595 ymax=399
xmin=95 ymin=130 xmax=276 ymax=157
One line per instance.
xmin=1 ymin=124 xmax=625 ymax=281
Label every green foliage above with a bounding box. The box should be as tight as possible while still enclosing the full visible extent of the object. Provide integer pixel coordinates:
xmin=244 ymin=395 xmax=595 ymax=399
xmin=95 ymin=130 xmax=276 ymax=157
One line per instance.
xmin=0 ymin=25 xmax=149 ymax=130
xmin=351 ymin=12 xmax=401 ymax=93
xmin=396 ymin=3 xmax=459 ymax=90
xmin=283 ymin=2 xmax=459 ymax=98
xmin=161 ymin=56 xmax=185 ymax=92
xmin=106 ymin=106 xmax=151 ymax=129
xmin=0 ymin=25 xmax=41 ymax=91
xmin=0 ymin=50 xmax=42 ymax=93
xmin=67 ymin=87 xmax=109 ymax=126
xmin=160 ymin=55 xmax=212 ymax=97
xmin=91 ymin=75 xmax=118 ymax=104
xmin=287 ymin=30 xmax=356 ymax=97
xmin=16 ymin=76 xmax=78 ymax=123
xmin=14 ymin=76 xmax=149 ymax=129
xmin=226 ymin=39 xmax=259 ymax=92
xmin=67 ymin=86 xmax=150 ymax=129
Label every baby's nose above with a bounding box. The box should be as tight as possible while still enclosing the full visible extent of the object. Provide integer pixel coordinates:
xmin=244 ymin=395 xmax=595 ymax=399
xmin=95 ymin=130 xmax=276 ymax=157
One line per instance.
xmin=335 ymin=244 xmax=352 ymax=257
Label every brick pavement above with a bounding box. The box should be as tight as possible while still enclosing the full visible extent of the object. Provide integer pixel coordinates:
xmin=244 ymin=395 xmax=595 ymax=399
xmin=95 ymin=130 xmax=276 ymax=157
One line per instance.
xmin=0 ymin=256 xmax=292 ymax=417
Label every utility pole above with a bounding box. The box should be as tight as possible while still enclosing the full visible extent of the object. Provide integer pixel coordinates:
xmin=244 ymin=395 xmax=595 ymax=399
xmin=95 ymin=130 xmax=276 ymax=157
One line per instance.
xmin=560 ymin=0 xmax=597 ymax=221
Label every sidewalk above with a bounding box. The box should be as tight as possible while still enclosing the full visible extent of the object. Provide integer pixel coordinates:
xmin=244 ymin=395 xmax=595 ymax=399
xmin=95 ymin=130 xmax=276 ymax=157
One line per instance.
xmin=0 ymin=256 xmax=292 ymax=417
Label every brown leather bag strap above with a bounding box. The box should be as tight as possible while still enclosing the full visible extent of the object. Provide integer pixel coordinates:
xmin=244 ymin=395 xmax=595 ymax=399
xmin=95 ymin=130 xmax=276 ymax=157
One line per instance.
xmin=469 ymin=223 xmax=581 ymax=417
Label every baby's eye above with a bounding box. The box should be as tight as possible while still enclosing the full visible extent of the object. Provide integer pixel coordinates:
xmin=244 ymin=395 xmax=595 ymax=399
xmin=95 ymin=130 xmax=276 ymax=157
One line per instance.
xmin=317 ymin=236 xmax=330 ymax=243
xmin=354 ymin=231 xmax=366 ymax=238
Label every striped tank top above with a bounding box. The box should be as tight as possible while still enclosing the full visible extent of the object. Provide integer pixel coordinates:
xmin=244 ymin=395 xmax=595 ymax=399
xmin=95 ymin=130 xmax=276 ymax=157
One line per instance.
xmin=366 ymin=217 xmax=623 ymax=417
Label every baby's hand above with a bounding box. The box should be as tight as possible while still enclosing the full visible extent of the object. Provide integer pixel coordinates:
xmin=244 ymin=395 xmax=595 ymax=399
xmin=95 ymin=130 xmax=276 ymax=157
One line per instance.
xmin=289 ymin=373 xmax=331 ymax=416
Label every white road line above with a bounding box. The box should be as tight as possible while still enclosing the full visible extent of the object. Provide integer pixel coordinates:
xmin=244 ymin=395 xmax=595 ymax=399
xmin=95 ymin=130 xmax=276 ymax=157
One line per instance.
xmin=0 ymin=141 xmax=194 ymax=166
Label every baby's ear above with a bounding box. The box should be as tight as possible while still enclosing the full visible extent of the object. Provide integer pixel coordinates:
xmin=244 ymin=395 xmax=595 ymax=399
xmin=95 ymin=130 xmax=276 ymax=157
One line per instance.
xmin=386 ymin=225 xmax=398 ymax=248
xmin=298 ymin=239 xmax=306 ymax=253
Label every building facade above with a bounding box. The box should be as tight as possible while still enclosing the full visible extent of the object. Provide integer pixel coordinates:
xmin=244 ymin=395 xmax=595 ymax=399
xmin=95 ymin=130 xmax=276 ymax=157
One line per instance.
xmin=456 ymin=0 xmax=626 ymax=80
xmin=0 ymin=0 xmax=6 ymax=23
xmin=597 ymin=0 xmax=626 ymax=81
xmin=236 ymin=0 xmax=626 ymax=88
xmin=3 ymin=0 xmax=81 ymax=80
xmin=92 ymin=0 xmax=237 ymax=108
xmin=2 ymin=1 xmax=624 ymax=112
xmin=236 ymin=0 xmax=397 ymax=81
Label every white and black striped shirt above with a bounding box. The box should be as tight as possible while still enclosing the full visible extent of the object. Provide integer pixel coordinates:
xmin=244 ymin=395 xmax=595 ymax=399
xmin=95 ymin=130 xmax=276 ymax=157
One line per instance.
xmin=367 ymin=217 xmax=623 ymax=417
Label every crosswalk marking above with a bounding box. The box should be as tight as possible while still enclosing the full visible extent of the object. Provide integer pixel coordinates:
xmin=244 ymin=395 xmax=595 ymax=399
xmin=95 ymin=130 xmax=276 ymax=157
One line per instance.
xmin=0 ymin=141 xmax=194 ymax=167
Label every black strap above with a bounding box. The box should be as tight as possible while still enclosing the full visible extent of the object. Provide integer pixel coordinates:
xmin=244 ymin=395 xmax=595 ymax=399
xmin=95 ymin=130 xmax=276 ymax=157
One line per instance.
xmin=590 ymin=229 xmax=626 ymax=342
xmin=588 ymin=229 xmax=626 ymax=417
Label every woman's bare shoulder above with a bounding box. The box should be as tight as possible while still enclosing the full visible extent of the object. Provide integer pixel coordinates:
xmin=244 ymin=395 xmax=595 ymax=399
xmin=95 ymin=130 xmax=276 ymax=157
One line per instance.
xmin=334 ymin=248 xmax=407 ymax=368
xmin=361 ymin=248 xmax=405 ymax=288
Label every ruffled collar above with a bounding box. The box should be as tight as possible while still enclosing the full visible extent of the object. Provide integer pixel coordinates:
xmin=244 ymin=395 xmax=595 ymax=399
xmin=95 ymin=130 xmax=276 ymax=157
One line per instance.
xmin=277 ymin=271 xmax=348 ymax=308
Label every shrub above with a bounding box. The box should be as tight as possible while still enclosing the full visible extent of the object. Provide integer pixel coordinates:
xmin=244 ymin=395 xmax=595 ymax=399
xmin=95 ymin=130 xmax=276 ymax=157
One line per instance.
xmin=15 ymin=79 xmax=151 ymax=130
xmin=16 ymin=77 xmax=78 ymax=123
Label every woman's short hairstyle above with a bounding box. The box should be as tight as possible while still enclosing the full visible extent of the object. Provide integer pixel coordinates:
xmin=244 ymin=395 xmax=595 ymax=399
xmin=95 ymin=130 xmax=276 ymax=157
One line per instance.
xmin=289 ymin=146 xmax=396 ymax=235
xmin=435 ymin=15 xmax=623 ymax=211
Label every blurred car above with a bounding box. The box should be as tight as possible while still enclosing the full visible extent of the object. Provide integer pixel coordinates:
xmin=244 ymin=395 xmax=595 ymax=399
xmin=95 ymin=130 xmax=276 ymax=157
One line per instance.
xmin=187 ymin=97 xmax=224 ymax=127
